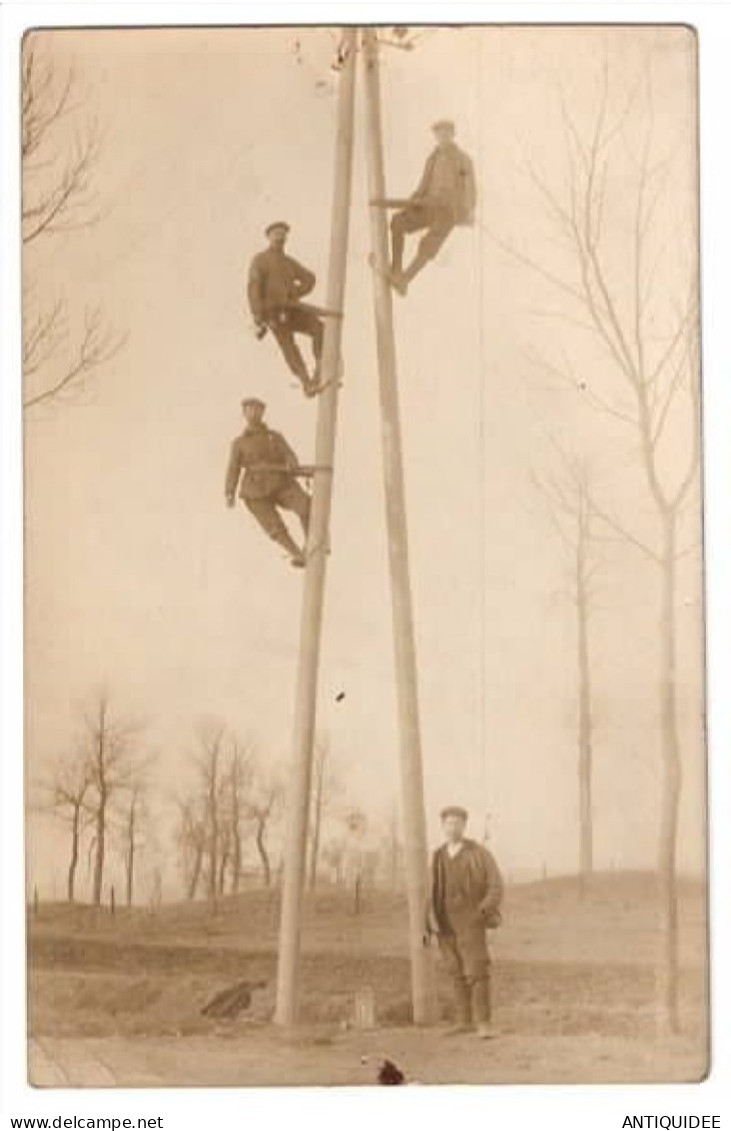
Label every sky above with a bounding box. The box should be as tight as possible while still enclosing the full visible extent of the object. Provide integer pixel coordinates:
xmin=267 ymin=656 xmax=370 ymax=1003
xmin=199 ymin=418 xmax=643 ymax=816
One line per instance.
xmin=22 ymin=25 xmax=704 ymax=900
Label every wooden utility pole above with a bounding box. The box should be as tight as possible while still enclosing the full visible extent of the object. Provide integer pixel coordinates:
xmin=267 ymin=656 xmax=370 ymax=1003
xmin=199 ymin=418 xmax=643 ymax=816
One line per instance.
xmin=274 ymin=27 xmax=358 ymax=1028
xmin=362 ymin=28 xmax=434 ymax=1025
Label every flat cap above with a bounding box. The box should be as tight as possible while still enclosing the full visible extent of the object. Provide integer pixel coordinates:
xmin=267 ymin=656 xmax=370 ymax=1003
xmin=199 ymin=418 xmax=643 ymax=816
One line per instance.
xmin=242 ymin=396 xmax=266 ymax=410
xmin=265 ymin=220 xmax=290 ymax=235
xmin=432 ymin=118 xmax=456 ymax=132
xmin=440 ymin=805 xmax=468 ymax=821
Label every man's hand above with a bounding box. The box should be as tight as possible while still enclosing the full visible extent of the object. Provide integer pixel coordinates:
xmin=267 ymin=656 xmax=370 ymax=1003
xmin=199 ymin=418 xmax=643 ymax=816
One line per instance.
xmin=225 ymin=496 xmax=235 ymax=509
xmin=253 ymin=319 xmax=267 ymax=339
xmin=475 ymin=903 xmax=502 ymax=929
xmin=294 ymin=464 xmax=333 ymax=478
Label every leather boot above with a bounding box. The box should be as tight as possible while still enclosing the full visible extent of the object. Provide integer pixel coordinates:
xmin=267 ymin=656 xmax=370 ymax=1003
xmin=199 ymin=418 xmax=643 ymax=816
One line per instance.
xmin=273 ymin=530 xmax=305 ymax=567
xmin=399 ymin=247 xmax=434 ymax=290
xmin=471 ymin=974 xmax=496 ymax=1039
xmin=442 ymin=976 xmax=474 ymax=1035
xmin=390 ymin=224 xmax=405 ymax=275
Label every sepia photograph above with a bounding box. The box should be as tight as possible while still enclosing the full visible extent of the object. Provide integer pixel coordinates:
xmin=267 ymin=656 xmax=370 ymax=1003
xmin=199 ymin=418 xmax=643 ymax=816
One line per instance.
xmin=18 ymin=21 xmax=707 ymax=1089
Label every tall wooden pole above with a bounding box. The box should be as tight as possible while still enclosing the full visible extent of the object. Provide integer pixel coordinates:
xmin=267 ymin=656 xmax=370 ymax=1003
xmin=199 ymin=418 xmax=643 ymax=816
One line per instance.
xmin=361 ymin=28 xmax=434 ymax=1025
xmin=274 ymin=27 xmax=357 ymax=1028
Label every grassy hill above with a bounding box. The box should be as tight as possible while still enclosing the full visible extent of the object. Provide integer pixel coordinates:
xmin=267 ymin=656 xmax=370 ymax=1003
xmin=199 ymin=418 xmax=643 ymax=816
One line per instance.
xmin=27 ymin=872 xmax=707 ymax=1043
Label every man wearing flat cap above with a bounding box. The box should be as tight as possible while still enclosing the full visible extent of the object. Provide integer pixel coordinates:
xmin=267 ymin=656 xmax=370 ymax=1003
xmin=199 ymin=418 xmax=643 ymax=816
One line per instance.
xmin=225 ymin=397 xmax=312 ymax=568
xmin=247 ymin=222 xmax=325 ymax=397
xmin=425 ymin=805 xmax=503 ymax=1039
xmin=371 ymin=119 xmax=476 ymax=295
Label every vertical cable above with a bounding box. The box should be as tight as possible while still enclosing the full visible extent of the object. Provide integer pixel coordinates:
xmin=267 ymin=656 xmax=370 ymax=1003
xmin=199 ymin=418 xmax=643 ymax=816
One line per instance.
xmin=476 ymin=32 xmax=489 ymax=843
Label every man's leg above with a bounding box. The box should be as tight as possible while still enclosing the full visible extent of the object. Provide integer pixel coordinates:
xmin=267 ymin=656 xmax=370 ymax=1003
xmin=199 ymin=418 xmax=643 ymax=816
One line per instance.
xmin=244 ymin=497 xmax=305 ymax=566
xmin=390 ymin=211 xmax=408 ymax=275
xmin=438 ymin=934 xmax=475 ymax=1034
xmin=276 ymin=482 xmax=311 ymax=541
xmin=279 ymin=480 xmax=333 ymax=557
xmin=286 ymin=307 xmax=324 ymax=384
xmin=269 ymin=317 xmax=311 ymax=391
xmin=460 ymin=926 xmax=495 ymax=1039
xmin=398 ymin=207 xmax=454 ymax=292
xmin=390 ymin=206 xmax=428 ymax=276
xmin=453 ymin=975 xmax=474 ymax=1029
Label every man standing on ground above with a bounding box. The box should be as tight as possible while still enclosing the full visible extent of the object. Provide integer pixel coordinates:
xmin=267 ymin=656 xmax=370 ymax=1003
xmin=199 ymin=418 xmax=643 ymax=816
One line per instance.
xmin=225 ymin=397 xmax=312 ymax=568
xmin=247 ymin=222 xmax=326 ymax=397
xmin=426 ymin=805 xmax=503 ymax=1039
xmin=371 ymin=119 xmax=476 ymax=295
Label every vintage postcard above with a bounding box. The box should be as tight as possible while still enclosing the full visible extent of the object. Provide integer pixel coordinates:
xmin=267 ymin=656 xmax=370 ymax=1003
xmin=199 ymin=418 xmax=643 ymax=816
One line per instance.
xmin=22 ymin=24 xmax=706 ymax=1087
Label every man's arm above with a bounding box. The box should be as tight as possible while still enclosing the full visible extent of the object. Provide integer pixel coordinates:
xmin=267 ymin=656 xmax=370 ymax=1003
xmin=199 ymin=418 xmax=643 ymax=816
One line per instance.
xmin=411 ymin=152 xmax=434 ymax=201
xmin=247 ymin=256 xmax=266 ymax=322
xmin=289 ymin=258 xmax=316 ymax=301
xmin=423 ymin=851 xmax=439 ymax=942
xmin=224 ymin=441 xmax=242 ymax=504
xmin=476 ymin=845 xmax=503 ymax=918
xmin=274 ymin=433 xmax=301 ymax=471
xmin=460 ymin=152 xmax=477 ymax=220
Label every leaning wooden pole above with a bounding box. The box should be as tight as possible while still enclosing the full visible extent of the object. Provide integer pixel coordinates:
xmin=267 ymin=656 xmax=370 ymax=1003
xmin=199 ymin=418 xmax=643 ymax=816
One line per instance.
xmin=361 ymin=28 xmax=434 ymax=1025
xmin=274 ymin=28 xmax=357 ymax=1028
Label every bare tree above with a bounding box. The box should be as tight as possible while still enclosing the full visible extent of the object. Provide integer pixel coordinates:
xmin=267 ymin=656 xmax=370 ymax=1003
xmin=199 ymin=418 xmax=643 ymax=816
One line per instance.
xmin=245 ymin=770 xmax=284 ymax=889
xmin=533 ymin=459 xmax=602 ymax=895
xmin=41 ymin=751 xmax=93 ymax=902
xmin=120 ymin=779 xmax=151 ymax=908
xmin=192 ymin=722 xmax=226 ymax=906
xmin=149 ymin=866 xmax=163 ymax=912
xmin=321 ymin=835 xmax=346 ymax=886
xmin=226 ymin=738 xmax=254 ymax=894
xmin=307 ymin=735 xmax=343 ymax=890
xmin=381 ymin=800 xmax=404 ymax=891
xmin=22 ymin=33 xmax=124 ymax=410
xmin=174 ymin=795 xmax=208 ymax=901
xmin=506 ymin=59 xmax=700 ymax=1030
xmin=175 ymin=728 xmax=251 ymax=902
xmin=217 ymin=825 xmax=231 ymax=897
xmin=83 ymin=692 xmax=142 ymax=906
xmin=341 ymin=808 xmax=369 ymax=914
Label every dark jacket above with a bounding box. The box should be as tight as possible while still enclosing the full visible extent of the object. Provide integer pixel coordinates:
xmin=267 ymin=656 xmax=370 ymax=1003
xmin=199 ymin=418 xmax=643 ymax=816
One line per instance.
xmin=247 ymin=248 xmax=316 ymax=322
xmin=225 ymin=424 xmax=300 ymax=501
xmin=427 ymin=838 xmax=503 ymax=935
xmin=412 ymin=142 xmax=476 ymax=223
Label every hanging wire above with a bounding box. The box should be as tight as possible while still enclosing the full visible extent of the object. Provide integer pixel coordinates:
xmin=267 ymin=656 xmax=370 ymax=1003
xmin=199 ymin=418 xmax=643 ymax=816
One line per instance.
xmin=475 ymin=32 xmax=490 ymax=846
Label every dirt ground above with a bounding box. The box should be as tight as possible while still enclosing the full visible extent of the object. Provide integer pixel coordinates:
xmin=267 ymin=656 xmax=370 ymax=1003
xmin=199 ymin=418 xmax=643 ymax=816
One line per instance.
xmin=26 ymin=873 xmax=709 ymax=1087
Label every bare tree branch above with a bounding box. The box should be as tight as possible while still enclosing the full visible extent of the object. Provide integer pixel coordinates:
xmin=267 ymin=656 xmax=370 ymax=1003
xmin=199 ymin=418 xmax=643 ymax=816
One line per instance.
xmin=520 ymin=47 xmax=700 ymax=1030
xmin=522 ymin=347 xmax=638 ymax=427
xmin=22 ymin=37 xmax=123 ymax=412
xmin=522 ymin=306 xmax=598 ymax=337
xmin=479 ymin=220 xmax=586 ymax=305
xmin=22 ymin=296 xmax=65 ymax=376
xmin=668 ymin=319 xmax=701 ymax=511
xmin=23 ymin=119 xmax=102 ymax=243
xmin=588 ymin=496 xmax=661 ymax=564
xmin=23 ymin=307 xmax=126 ymax=410
xmin=22 ymin=45 xmax=75 ymax=162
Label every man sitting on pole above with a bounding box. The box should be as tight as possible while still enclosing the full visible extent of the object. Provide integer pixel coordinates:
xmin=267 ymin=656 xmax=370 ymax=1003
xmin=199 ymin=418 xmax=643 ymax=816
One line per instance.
xmin=225 ymin=397 xmax=316 ymax=569
xmin=247 ymin=222 xmax=338 ymax=398
xmin=425 ymin=805 xmax=503 ymax=1039
xmin=371 ymin=119 xmax=476 ymax=295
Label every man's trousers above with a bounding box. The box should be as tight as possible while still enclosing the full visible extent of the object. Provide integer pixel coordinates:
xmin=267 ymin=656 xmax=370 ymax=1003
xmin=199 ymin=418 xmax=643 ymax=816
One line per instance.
xmin=244 ymin=482 xmax=311 ymax=547
xmin=390 ymin=202 xmax=455 ymax=270
xmin=267 ymin=306 xmax=324 ymax=381
xmin=438 ymin=924 xmax=492 ymax=1025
